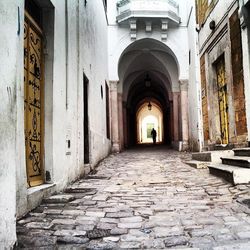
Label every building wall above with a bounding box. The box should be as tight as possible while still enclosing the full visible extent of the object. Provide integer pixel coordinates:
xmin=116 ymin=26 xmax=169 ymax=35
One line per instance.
xmin=229 ymin=9 xmax=247 ymax=138
xmin=196 ymin=0 xmax=218 ymax=26
xmin=239 ymin=0 xmax=250 ymax=143
xmin=0 ymin=0 xmax=111 ymax=246
xmin=198 ymin=0 xmax=236 ymax=49
xmin=187 ymin=0 xmax=203 ymax=151
xmin=200 ymin=54 xmax=209 ymax=142
xmin=0 ymin=1 xmax=24 ymax=247
xmin=81 ymin=0 xmax=111 ymax=167
xmin=107 ymin=0 xmax=196 ymax=150
xmin=107 ymin=0 xmax=190 ymax=83
xmin=197 ymin=0 xmax=248 ymax=147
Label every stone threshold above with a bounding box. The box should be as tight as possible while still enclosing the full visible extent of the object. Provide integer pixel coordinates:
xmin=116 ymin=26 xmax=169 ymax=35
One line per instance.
xmin=27 ymin=183 xmax=56 ymax=212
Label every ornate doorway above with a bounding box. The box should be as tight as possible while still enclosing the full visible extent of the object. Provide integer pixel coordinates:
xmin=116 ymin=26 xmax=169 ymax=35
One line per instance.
xmin=24 ymin=13 xmax=44 ymax=187
xmin=216 ymin=56 xmax=229 ymax=144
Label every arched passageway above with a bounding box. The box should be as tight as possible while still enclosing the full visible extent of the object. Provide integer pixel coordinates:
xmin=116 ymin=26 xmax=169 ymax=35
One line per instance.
xmin=116 ymin=38 xmax=186 ymax=149
xmin=125 ymin=79 xmax=171 ymax=146
xmin=136 ymin=100 xmax=163 ymax=144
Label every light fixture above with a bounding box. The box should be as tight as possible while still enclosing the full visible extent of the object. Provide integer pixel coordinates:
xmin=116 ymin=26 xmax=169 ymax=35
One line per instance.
xmin=148 ymin=101 xmax=152 ymax=111
xmin=145 ymin=73 xmax=151 ymax=87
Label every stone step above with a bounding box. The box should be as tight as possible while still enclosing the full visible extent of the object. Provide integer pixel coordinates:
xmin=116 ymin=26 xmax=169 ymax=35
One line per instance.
xmin=213 ymin=144 xmax=234 ymax=150
xmin=192 ymin=150 xmax=233 ymax=163
xmin=233 ymin=147 xmax=250 ymax=157
xmin=221 ymin=156 xmax=250 ymax=168
xmin=43 ymin=194 xmax=75 ymax=204
xmin=208 ymin=163 xmax=250 ymax=185
xmin=184 ymin=160 xmax=208 ymax=169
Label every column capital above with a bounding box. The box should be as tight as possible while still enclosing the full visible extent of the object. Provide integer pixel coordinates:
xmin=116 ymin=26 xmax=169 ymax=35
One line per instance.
xmin=109 ymin=81 xmax=119 ymax=90
xmin=179 ymin=79 xmax=188 ymax=91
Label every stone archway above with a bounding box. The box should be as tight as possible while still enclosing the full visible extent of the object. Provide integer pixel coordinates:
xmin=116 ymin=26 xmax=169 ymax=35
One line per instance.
xmin=110 ymin=38 xmax=189 ymax=151
xmin=136 ymin=100 xmax=164 ymax=144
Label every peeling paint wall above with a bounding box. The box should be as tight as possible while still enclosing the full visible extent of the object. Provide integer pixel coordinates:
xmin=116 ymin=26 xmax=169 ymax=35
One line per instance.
xmin=0 ymin=0 xmax=24 ymax=247
xmin=107 ymin=0 xmax=190 ymax=83
xmin=0 ymin=1 xmax=111 ymax=246
xmin=198 ymin=0 xmax=249 ymax=147
xmin=239 ymin=0 xmax=250 ymax=142
xmin=187 ymin=0 xmax=203 ymax=151
xmin=107 ymin=0 xmax=193 ymax=150
xmin=230 ymin=10 xmax=247 ymax=138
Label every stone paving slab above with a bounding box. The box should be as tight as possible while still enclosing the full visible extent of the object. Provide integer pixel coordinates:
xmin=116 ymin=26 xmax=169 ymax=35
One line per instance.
xmin=15 ymin=147 xmax=250 ymax=249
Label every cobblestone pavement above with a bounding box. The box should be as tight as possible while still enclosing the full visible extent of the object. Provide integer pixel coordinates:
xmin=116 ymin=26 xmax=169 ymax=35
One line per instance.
xmin=16 ymin=146 xmax=250 ymax=249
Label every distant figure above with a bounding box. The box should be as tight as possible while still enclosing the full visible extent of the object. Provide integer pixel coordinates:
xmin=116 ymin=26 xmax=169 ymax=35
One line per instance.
xmin=151 ymin=128 xmax=157 ymax=144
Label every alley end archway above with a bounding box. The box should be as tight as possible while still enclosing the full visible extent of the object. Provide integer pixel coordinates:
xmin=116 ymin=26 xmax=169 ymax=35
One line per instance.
xmin=136 ymin=100 xmax=163 ymax=144
xmin=117 ymin=38 xmax=183 ymax=148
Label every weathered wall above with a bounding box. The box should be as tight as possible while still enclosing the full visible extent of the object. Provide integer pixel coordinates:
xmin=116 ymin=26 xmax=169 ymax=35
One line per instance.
xmin=196 ymin=0 xmax=218 ymax=27
xmin=198 ymin=0 xmax=236 ymax=49
xmin=198 ymin=0 xmax=248 ymax=146
xmin=11 ymin=0 xmax=110 ymax=223
xmin=206 ymin=33 xmax=234 ymax=144
xmin=0 ymin=0 xmax=24 ymax=247
xmin=200 ymin=55 xmax=209 ymax=142
xmin=187 ymin=0 xmax=203 ymax=151
xmin=80 ymin=0 xmax=111 ymax=166
xmin=107 ymin=0 xmax=190 ymax=83
xmin=107 ymin=0 xmax=192 ymax=150
xmin=230 ymin=9 xmax=247 ymax=138
xmin=239 ymin=0 xmax=250 ymax=142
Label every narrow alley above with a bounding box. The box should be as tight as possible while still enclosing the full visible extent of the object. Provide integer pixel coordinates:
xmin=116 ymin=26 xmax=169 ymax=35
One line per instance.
xmin=16 ymin=147 xmax=250 ymax=249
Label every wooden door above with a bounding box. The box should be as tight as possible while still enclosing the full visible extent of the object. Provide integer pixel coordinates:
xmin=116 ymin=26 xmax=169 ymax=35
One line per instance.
xmin=24 ymin=13 xmax=44 ymax=187
xmin=216 ymin=57 xmax=229 ymax=144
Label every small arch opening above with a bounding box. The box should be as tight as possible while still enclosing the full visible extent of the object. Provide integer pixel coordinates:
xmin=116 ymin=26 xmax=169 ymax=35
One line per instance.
xmin=136 ymin=101 xmax=163 ymax=144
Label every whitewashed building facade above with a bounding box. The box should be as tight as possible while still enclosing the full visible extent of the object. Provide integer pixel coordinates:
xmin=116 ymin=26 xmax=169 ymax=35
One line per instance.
xmin=0 ymin=0 xmax=111 ymax=247
xmin=0 ymin=0 xmax=212 ymax=248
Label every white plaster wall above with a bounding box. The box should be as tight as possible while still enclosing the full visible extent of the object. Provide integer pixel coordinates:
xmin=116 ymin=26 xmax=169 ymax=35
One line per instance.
xmin=198 ymin=0 xmax=247 ymax=145
xmin=47 ymin=0 xmax=111 ymax=188
xmin=239 ymin=0 xmax=250 ymax=142
xmin=0 ymin=0 xmax=24 ymax=247
xmin=50 ymin=0 xmax=68 ymax=189
xmin=13 ymin=0 xmax=111 ymax=219
xmin=107 ymin=0 xmax=189 ymax=83
xmin=198 ymin=0 xmax=236 ymax=52
xmin=107 ymin=0 xmax=194 ymax=150
xmin=108 ymin=0 xmax=190 ymax=25
xmin=80 ymin=0 xmax=111 ymax=167
xmin=187 ymin=0 xmax=203 ymax=151
xmin=15 ymin=0 xmax=70 ymax=214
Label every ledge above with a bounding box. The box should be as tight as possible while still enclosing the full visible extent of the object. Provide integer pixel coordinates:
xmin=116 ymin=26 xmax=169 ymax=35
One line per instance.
xmin=117 ymin=10 xmax=180 ymax=24
xmin=27 ymin=183 xmax=56 ymax=212
xmin=27 ymin=183 xmax=55 ymax=195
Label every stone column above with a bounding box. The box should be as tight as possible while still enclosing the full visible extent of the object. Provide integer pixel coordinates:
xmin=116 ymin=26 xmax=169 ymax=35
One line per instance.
xmin=173 ymin=92 xmax=179 ymax=142
xmin=110 ymin=81 xmax=120 ymax=152
xmin=180 ymin=79 xmax=189 ymax=150
xmin=123 ymin=103 xmax=128 ymax=148
xmin=118 ymin=93 xmax=124 ymax=150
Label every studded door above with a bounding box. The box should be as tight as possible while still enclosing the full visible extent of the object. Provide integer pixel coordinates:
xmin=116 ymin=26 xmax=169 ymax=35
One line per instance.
xmin=216 ymin=57 xmax=229 ymax=144
xmin=24 ymin=13 xmax=44 ymax=187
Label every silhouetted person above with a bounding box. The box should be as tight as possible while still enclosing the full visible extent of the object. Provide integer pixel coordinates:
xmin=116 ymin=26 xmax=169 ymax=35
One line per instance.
xmin=151 ymin=128 xmax=157 ymax=144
